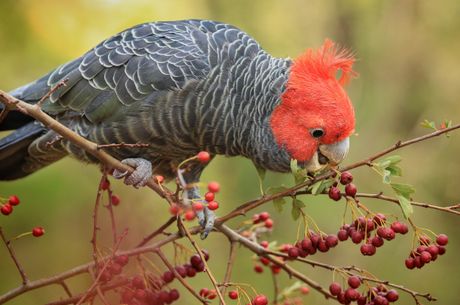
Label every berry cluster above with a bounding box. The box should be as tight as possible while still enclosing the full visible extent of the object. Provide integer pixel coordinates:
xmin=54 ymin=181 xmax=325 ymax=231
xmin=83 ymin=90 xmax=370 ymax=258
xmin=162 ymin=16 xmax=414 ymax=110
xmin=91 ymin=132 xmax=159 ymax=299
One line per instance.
xmin=120 ymin=274 xmax=180 ymax=305
xmin=337 ymin=215 xmax=408 ymax=256
xmin=169 ymin=180 xmax=221 ymax=221
xmin=405 ymin=234 xmax=448 ymax=269
xmin=285 ymin=231 xmax=339 ymax=259
xmin=252 ymin=212 xmax=274 ymax=229
xmin=1 ymin=195 xmax=20 ymax=216
xmin=328 ymin=172 xmax=357 ymax=201
xmin=330 ymin=277 xmax=400 ymax=305
xmin=111 ymin=250 xmax=211 ymax=305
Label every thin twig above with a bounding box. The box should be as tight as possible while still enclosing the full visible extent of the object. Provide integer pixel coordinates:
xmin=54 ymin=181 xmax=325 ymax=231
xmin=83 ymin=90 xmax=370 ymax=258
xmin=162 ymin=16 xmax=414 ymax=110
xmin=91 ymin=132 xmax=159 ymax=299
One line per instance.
xmin=156 ymin=248 xmax=207 ymax=304
xmin=88 ymin=269 xmax=110 ymax=305
xmin=36 ymin=79 xmax=69 ymax=107
xmin=0 ymin=227 xmax=29 ymax=285
xmin=91 ymin=176 xmax=107 ymax=267
xmin=179 ymin=219 xmax=226 ymax=305
xmin=355 ymin=192 xmax=460 ymax=216
xmin=105 ymin=180 xmax=118 ymax=248
xmin=137 ymin=216 xmax=176 ymax=247
xmin=58 ymin=281 xmax=73 ymax=299
xmin=220 ymin=241 xmax=238 ymax=301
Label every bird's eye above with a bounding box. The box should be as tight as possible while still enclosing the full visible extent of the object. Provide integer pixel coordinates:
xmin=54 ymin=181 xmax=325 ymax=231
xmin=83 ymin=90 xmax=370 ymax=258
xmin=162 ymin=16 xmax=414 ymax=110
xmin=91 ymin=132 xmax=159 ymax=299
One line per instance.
xmin=310 ymin=128 xmax=324 ymax=138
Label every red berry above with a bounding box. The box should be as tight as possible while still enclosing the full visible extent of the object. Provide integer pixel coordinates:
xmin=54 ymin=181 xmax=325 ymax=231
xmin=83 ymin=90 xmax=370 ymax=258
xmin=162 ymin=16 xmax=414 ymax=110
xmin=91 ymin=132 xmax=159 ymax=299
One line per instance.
xmin=405 ymin=257 xmax=415 ymax=269
xmin=101 ymin=179 xmax=110 ymax=190
xmin=199 ymin=288 xmax=210 ymax=297
xmin=260 ymin=240 xmax=269 ymax=248
xmin=427 ymin=245 xmax=439 ymax=256
xmin=193 ymin=202 xmax=204 ymax=211
xmin=154 ymin=175 xmax=164 ymax=184
xmin=190 ymin=254 xmax=203 ymax=267
xmin=317 ymin=239 xmax=330 ymax=252
xmin=373 ymin=213 xmax=386 ymax=225
xmin=8 ymin=195 xmax=20 ymax=206
xmin=252 ymin=295 xmax=268 ymax=305
xmin=345 ymin=288 xmax=360 ymax=301
xmin=351 ymin=231 xmax=364 ymax=244
xmin=121 ymin=289 xmax=134 ymax=303
xmin=325 ymin=234 xmax=339 ymax=248
xmin=1 ymin=204 xmax=13 ymax=216
xmin=184 ymin=210 xmax=196 ymax=221
xmin=264 ymin=219 xmax=274 ymax=229
xmin=115 ymin=255 xmax=129 ymax=266
xmin=377 ymin=227 xmax=395 ymax=240
xmin=374 ymin=295 xmax=389 ymax=305
xmin=300 ymin=286 xmax=310 ymax=294
xmin=169 ymin=289 xmax=180 ymax=301
xmin=301 ymin=238 xmax=313 ymax=250
xmin=345 ymin=183 xmax=357 ymax=197
xmin=162 ymin=270 xmax=175 ymax=283
xmin=197 ymin=151 xmax=211 ymax=163
xmin=132 ymin=276 xmax=145 ymax=289
xmin=169 ymin=204 xmax=180 ymax=215
xmin=228 ymin=290 xmax=238 ymax=299
xmin=208 ymin=201 xmax=219 ymax=211
xmin=204 ymin=192 xmax=215 ymax=202
xmin=32 ymin=226 xmax=45 ymax=237
xmin=159 ymin=290 xmax=171 ymax=302
xmin=254 ymin=264 xmax=264 ymax=273
xmin=207 ymin=181 xmax=220 ymax=193
xmin=347 ymin=276 xmax=361 ymax=288
xmin=134 ymin=289 xmax=147 ymax=300
xmin=328 ymin=186 xmax=342 ymax=201
xmin=386 ymin=289 xmax=399 ymax=302
xmin=288 ymin=247 xmax=300 ymax=258
xmin=371 ymin=236 xmax=384 ymax=248
xmin=109 ymin=263 xmax=123 ymax=275
xmin=329 ymin=282 xmax=342 ymax=296
xmin=175 ymin=265 xmax=187 ymax=278
xmin=186 ymin=265 xmax=197 ymax=277
xmin=437 ymin=245 xmax=446 ymax=255
xmin=208 ymin=289 xmax=217 ymax=300
xmin=259 ymin=212 xmax=270 ymax=221
xmin=420 ymin=251 xmax=432 ymax=263
xmin=337 ymin=229 xmax=349 ymax=241
xmin=436 ymin=234 xmax=448 ymax=246
xmin=360 ymin=243 xmax=376 ymax=256
xmin=111 ymin=194 xmax=121 ymax=206
xmin=340 ymin=171 xmax=353 ymax=185
xmin=270 ymin=264 xmax=281 ymax=274
xmin=260 ymin=256 xmax=270 ymax=265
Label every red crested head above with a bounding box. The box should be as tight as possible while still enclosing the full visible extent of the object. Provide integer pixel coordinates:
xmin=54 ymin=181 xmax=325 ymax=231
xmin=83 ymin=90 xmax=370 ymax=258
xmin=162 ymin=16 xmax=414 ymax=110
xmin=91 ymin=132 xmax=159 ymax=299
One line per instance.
xmin=270 ymin=39 xmax=357 ymax=167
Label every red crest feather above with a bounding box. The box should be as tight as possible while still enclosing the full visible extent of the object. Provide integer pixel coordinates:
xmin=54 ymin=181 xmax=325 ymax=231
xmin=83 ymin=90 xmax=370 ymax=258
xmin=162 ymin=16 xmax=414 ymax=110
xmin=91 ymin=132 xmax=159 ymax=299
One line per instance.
xmin=288 ymin=39 xmax=357 ymax=89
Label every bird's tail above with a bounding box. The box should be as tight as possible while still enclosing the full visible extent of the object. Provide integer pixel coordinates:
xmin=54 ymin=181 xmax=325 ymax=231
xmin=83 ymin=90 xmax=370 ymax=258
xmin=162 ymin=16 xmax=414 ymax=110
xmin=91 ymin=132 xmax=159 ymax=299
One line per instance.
xmin=0 ymin=121 xmax=46 ymax=180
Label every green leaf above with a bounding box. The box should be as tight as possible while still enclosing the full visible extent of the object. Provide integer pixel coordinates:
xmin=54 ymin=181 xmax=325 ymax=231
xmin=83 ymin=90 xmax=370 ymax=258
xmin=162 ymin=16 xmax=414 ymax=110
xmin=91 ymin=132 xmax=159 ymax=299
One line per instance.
xmin=266 ymin=186 xmax=289 ymax=195
xmin=273 ymin=197 xmax=286 ymax=212
xmin=387 ymin=164 xmax=402 ymax=177
xmin=253 ymin=162 xmax=267 ymax=195
xmin=290 ymin=159 xmax=307 ymax=184
xmin=395 ymin=194 xmax=414 ymax=219
xmin=374 ymin=155 xmax=403 ymax=183
xmin=310 ymin=178 xmax=336 ymax=195
xmin=291 ymin=198 xmax=305 ymax=220
xmin=266 ymin=186 xmax=289 ymax=213
xmin=421 ymin=119 xmax=436 ymax=130
xmin=390 ymin=183 xmax=415 ymax=219
xmin=390 ymin=183 xmax=415 ymax=196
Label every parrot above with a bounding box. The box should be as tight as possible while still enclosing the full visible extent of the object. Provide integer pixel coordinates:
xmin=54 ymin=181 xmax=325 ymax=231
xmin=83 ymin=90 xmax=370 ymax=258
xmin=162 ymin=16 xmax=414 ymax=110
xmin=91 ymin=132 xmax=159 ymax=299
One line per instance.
xmin=0 ymin=20 xmax=356 ymax=237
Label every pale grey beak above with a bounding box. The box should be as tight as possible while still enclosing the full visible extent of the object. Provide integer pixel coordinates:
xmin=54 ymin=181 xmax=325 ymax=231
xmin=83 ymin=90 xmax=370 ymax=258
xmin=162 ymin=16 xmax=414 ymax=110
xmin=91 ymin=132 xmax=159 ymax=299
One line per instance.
xmin=319 ymin=137 xmax=350 ymax=165
xmin=301 ymin=137 xmax=350 ymax=173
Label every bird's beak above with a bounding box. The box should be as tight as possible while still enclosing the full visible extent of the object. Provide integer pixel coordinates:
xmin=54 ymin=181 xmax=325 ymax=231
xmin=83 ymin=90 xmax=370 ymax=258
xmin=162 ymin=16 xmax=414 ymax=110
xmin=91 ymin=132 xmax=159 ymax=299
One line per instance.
xmin=319 ymin=137 xmax=350 ymax=166
xmin=301 ymin=137 xmax=350 ymax=173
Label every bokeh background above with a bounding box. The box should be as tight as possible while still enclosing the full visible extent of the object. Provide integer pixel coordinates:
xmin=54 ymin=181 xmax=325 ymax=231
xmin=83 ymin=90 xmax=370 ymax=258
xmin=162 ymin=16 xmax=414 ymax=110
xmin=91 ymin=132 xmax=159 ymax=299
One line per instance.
xmin=1 ymin=0 xmax=460 ymax=304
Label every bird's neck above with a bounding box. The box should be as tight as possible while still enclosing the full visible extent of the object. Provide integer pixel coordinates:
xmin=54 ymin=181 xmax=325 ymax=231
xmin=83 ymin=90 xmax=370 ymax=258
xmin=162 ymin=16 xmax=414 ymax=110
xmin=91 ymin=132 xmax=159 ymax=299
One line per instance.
xmin=198 ymin=52 xmax=292 ymax=172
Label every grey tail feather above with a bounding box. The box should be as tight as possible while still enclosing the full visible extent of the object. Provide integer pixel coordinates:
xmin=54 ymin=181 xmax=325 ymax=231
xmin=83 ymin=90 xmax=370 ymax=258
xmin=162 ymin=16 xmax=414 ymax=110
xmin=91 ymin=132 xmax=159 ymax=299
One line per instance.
xmin=0 ymin=121 xmax=46 ymax=180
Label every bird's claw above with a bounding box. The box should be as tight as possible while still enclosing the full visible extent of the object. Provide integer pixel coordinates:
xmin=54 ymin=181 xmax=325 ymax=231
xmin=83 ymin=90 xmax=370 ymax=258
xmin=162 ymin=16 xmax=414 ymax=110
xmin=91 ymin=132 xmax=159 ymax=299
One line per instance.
xmin=113 ymin=158 xmax=152 ymax=188
xmin=195 ymin=205 xmax=215 ymax=239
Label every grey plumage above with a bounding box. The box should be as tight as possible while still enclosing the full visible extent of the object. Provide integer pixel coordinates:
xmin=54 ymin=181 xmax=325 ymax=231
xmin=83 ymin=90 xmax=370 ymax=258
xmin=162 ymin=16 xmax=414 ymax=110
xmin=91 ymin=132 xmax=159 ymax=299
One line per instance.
xmin=0 ymin=19 xmax=293 ymax=181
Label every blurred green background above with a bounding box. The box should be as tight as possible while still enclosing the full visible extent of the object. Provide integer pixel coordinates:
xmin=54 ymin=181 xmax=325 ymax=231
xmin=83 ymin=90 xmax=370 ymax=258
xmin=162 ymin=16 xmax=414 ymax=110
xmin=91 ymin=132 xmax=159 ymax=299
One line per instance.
xmin=1 ymin=0 xmax=459 ymax=304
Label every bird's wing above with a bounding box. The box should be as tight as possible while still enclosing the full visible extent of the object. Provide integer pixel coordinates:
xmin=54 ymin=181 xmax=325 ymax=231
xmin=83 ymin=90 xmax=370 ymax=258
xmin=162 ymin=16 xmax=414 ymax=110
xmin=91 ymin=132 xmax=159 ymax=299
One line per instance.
xmin=12 ymin=20 xmax=246 ymax=124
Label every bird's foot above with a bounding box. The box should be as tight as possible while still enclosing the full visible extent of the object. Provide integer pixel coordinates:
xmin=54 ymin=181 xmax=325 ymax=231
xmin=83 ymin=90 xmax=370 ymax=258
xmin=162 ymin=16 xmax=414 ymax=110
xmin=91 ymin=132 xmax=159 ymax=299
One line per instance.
xmin=113 ymin=158 xmax=152 ymax=188
xmin=195 ymin=206 xmax=215 ymax=240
